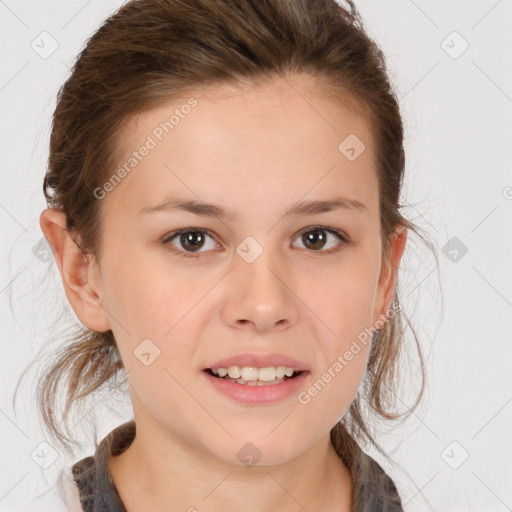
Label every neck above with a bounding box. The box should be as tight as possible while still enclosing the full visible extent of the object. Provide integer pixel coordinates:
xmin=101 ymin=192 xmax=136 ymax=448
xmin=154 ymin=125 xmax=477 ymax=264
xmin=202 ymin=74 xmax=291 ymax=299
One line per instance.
xmin=108 ymin=418 xmax=353 ymax=511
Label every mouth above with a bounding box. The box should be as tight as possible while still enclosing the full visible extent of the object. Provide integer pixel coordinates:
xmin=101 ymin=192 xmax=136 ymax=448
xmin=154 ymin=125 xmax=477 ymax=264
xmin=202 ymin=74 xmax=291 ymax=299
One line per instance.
xmin=204 ymin=366 xmax=306 ymax=386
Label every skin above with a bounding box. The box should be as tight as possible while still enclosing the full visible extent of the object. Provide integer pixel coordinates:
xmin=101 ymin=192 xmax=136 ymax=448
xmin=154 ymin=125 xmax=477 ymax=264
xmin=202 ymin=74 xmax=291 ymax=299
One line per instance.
xmin=40 ymin=74 xmax=407 ymax=511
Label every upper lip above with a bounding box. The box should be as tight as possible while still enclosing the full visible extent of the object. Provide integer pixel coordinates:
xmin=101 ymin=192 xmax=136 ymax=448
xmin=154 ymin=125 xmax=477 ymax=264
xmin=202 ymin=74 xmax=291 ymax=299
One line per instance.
xmin=205 ymin=353 xmax=309 ymax=372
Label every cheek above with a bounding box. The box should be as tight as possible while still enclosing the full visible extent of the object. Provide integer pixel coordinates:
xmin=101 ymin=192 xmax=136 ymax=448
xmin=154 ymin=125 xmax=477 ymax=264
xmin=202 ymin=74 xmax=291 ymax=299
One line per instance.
xmin=300 ymin=257 xmax=377 ymax=414
xmin=308 ymin=264 xmax=379 ymax=352
xmin=102 ymin=247 xmax=215 ymax=337
xmin=101 ymin=261 xmax=215 ymax=400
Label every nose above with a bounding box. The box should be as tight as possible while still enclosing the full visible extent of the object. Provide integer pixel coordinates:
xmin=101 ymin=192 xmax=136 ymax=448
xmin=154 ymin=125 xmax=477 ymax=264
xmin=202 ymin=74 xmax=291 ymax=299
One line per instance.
xmin=220 ymin=245 xmax=300 ymax=333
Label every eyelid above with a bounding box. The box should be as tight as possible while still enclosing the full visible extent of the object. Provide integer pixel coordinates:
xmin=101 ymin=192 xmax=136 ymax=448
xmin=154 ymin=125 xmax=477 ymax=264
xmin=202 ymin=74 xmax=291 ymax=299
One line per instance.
xmin=296 ymin=225 xmax=349 ymax=242
xmin=160 ymin=225 xmax=351 ymax=258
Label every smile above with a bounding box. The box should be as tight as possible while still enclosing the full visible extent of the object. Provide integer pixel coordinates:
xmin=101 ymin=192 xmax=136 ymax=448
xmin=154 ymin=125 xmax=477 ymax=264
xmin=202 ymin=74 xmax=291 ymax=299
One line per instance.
xmin=203 ymin=367 xmax=309 ymax=404
xmin=206 ymin=365 xmax=303 ymax=386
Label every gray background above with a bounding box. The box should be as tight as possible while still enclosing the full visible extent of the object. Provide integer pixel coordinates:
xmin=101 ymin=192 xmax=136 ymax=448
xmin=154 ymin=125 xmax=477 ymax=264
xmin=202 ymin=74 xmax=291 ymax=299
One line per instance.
xmin=0 ymin=0 xmax=511 ymax=510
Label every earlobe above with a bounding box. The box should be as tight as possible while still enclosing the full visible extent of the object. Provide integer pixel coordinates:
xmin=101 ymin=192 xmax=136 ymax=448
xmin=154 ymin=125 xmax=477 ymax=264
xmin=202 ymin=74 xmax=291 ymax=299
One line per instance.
xmin=372 ymin=226 xmax=408 ymax=327
xmin=39 ymin=208 xmax=111 ymax=332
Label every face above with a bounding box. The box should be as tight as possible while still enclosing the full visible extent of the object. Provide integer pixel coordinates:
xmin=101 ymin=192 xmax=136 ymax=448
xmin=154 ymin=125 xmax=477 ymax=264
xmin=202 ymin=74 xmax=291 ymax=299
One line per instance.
xmin=48 ymin=74 xmax=406 ymax=466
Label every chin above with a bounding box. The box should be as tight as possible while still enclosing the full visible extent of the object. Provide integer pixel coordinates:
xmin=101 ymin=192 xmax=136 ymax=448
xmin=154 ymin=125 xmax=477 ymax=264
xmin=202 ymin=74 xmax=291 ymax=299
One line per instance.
xmin=205 ymin=432 xmax=307 ymax=468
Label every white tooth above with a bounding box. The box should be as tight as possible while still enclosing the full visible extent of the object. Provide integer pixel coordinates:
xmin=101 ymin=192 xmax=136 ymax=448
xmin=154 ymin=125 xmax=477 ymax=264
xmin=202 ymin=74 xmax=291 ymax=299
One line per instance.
xmin=276 ymin=366 xmax=286 ymax=379
xmin=219 ymin=365 xmax=298 ymax=382
xmin=284 ymin=367 xmax=294 ymax=377
xmin=258 ymin=367 xmax=277 ymax=381
xmin=240 ymin=367 xmax=259 ymax=380
xmin=227 ymin=366 xmax=241 ymax=378
xmin=230 ymin=376 xmax=288 ymax=386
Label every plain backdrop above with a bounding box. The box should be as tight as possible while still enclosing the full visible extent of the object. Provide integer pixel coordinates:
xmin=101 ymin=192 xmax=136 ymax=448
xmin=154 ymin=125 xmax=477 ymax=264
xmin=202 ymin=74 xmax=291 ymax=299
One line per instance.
xmin=0 ymin=1 xmax=511 ymax=510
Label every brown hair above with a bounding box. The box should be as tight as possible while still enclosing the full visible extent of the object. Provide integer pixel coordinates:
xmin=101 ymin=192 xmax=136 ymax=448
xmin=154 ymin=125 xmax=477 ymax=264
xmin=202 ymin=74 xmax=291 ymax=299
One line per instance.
xmin=18 ymin=0 xmax=437 ymax=505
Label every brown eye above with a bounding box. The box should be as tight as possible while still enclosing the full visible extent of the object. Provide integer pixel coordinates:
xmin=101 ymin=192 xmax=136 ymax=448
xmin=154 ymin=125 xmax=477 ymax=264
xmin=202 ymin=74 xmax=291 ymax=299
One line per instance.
xmin=293 ymin=226 xmax=349 ymax=254
xmin=302 ymin=229 xmax=328 ymax=250
xmin=179 ymin=231 xmax=207 ymax=252
xmin=161 ymin=228 xmax=218 ymax=257
xmin=161 ymin=225 xmax=350 ymax=260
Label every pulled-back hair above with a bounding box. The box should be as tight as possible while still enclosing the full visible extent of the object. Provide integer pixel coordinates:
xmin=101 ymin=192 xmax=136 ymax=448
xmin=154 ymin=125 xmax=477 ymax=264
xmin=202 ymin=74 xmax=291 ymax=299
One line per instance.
xmin=19 ymin=0 xmax=436 ymax=505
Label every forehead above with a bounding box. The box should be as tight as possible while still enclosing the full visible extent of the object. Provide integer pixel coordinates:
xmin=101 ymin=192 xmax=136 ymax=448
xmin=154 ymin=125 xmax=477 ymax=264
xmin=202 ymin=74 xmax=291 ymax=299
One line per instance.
xmin=103 ymin=75 xmax=377 ymax=221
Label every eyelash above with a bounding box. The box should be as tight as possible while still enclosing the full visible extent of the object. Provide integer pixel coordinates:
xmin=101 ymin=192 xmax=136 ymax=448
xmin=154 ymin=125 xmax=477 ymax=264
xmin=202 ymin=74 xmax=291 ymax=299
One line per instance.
xmin=160 ymin=225 xmax=351 ymax=259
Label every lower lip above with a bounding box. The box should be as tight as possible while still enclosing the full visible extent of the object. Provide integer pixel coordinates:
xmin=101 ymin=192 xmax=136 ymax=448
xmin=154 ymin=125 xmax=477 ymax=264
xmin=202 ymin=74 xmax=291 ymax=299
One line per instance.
xmin=202 ymin=370 xmax=309 ymax=404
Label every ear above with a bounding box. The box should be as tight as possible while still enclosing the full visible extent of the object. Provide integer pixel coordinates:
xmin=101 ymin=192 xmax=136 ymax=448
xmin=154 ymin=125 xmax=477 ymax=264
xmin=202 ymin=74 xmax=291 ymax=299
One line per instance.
xmin=372 ymin=225 xmax=408 ymax=327
xmin=39 ymin=208 xmax=111 ymax=332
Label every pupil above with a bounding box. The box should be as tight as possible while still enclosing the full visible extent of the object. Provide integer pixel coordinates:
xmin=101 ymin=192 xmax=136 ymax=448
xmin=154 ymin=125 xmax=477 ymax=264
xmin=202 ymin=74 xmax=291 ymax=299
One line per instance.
xmin=304 ymin=230 xmax=326 ymax=250
xmin=182 ymin=231 xmax=204 ymax=251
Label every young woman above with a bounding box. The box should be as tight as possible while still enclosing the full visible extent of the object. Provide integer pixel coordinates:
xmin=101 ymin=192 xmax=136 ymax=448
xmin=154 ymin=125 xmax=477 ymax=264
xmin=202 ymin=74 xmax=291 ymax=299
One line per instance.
xmin=19 ymin=0 xmax=430 ymax=510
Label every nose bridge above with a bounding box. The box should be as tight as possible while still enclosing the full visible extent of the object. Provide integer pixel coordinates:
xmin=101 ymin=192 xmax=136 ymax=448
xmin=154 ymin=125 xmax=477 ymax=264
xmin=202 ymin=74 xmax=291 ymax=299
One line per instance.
xmin=223 ymin=235 xmax=298 ymax=330
xmin=236 ymin=235 xmax=289 ymax=296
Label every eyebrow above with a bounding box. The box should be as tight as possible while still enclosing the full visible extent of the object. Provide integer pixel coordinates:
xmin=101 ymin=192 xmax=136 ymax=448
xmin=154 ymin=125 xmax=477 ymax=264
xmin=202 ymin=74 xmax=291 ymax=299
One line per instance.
xmin=138 ymin=196 xmax=368 ymax=220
